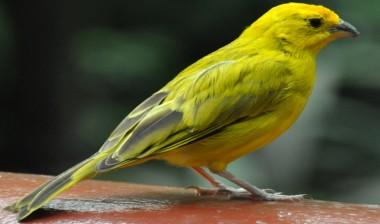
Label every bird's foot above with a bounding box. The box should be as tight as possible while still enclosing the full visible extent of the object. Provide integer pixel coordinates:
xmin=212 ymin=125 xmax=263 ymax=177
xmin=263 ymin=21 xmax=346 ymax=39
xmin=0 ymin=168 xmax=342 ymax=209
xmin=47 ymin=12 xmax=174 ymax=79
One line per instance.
xmin=211 ymin=170 xmax=308 ymax=201
xmin=188 ymin=186 xmax=248 ymax=198
xmin=251 ymin=188 xmax=308 ymax=201
xmin=187 ymin=186 xmax=232 ymax=197
xmin=189 ymin=186 xmax=258 ymax=199
xmin=190 ymin=186 xmax=307 ymax=201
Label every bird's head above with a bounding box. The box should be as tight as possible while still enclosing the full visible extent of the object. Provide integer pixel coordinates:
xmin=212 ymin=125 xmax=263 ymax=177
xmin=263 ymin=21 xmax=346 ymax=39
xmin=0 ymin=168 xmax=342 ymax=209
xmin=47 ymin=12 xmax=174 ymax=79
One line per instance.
xmin=241 ymin=3 xmax=359 ymax=54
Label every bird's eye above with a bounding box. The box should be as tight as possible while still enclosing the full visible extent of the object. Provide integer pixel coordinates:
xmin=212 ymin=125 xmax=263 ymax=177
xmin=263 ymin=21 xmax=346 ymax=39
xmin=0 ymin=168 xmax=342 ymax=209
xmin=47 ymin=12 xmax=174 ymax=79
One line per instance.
xmin=309 ymin=18 xmax=322 ymax=28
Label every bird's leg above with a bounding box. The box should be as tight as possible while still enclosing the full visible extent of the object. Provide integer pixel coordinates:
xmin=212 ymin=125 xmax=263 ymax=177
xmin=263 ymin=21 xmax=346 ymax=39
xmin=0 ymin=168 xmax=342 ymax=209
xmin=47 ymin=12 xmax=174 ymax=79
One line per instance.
xmin=214 ymin=170 xmax=306 ymax=201
xmin=191 ymin=167 xmax=253 ymax=198
xmin=190 ymin=167 xmax=236 ymax=196
xmin=191 ymin=167 xmax=227 ymax=189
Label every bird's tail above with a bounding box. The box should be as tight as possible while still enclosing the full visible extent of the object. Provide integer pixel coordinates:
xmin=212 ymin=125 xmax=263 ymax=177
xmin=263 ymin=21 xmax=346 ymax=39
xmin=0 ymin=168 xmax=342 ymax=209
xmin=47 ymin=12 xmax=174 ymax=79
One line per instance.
xmin=7 ymin=154 xmax=104 ymax=221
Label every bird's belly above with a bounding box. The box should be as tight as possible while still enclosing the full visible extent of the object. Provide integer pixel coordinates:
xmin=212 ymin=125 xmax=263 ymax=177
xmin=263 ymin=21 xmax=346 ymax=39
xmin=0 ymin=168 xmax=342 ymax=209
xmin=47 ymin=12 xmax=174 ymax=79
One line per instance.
xmin=159 ymin=95 xmax=308 ymax=171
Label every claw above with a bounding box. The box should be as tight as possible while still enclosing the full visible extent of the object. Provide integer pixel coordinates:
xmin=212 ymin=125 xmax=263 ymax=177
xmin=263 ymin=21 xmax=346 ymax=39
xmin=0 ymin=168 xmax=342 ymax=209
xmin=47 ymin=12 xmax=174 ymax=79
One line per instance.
xmin=259 ymin=193 xmax=306 ymax=201
xmin=262 ymin=188 xmax=276 ymax=193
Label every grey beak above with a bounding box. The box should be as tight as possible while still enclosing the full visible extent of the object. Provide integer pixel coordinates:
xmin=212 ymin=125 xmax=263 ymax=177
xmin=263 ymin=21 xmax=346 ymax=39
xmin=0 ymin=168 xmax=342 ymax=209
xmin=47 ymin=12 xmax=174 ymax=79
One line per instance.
xmin=330 ymin=19 xmax=360 ymax=37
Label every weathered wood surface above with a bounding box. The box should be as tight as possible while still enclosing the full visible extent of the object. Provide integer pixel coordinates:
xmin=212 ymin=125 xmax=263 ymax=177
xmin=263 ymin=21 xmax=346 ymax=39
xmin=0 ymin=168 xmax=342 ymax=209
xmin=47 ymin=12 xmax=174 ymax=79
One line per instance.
xmin=0 ymin=172 xmax=379 ymax=224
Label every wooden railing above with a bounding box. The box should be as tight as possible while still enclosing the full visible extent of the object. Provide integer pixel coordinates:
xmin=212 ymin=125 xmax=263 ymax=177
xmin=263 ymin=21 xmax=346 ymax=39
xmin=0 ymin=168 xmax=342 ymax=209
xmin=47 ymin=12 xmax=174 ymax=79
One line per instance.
xmin=0 ymin=172 xmax=379 ymax=223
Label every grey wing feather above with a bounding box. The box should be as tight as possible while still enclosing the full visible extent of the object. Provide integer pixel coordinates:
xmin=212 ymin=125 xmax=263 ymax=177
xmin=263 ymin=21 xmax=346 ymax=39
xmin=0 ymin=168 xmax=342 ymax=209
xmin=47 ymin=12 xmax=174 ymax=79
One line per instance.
xmin=96 ymin=108 xmax=183 ymax=171
xmin=98 ymin=91 xmax=168 ymax=152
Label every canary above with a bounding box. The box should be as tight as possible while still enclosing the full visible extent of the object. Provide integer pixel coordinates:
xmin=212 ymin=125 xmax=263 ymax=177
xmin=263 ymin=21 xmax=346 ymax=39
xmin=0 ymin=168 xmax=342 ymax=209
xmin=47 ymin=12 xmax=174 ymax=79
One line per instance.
xmin=8 ymin=3 xmax=359 ymax=221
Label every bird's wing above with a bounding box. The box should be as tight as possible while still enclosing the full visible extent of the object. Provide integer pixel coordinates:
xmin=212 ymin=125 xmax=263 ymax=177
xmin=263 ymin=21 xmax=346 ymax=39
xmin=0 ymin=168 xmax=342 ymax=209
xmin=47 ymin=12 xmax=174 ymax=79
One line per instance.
xmin=97 ymin=91 xmax=168 ymax=153
xmin=96 ymin=56 xmax=289 ymax=171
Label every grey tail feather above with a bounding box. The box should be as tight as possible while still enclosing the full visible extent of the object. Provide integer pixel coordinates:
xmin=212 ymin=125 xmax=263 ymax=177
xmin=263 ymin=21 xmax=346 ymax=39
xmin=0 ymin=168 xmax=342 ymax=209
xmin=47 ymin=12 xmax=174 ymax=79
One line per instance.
xmin=8 ymin=157 xmax=96 ymax=221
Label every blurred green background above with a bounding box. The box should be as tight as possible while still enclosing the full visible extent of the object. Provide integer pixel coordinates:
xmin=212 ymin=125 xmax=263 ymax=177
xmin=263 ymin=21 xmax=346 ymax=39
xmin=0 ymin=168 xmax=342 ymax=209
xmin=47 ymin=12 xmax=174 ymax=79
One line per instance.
xmin=1 ymin=0 xmax=379 ymax=204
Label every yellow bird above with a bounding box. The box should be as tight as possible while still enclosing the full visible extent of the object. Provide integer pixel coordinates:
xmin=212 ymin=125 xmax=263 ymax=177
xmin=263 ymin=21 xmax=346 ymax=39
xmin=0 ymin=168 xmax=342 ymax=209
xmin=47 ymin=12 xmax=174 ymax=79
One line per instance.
xmin=8 ymin=2 xmax=359 ymax=221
